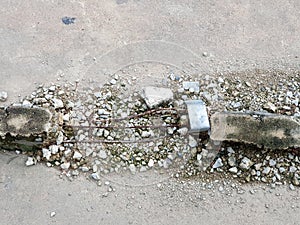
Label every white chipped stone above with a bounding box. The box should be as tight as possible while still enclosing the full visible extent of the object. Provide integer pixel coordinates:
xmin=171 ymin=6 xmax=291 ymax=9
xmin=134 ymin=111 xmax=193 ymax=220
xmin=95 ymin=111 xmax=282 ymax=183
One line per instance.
xmin=177 ymin=127 xmax=188 ymax=136
xmin=49 ymin=145 xmax=59 ymax=154
xmin=142 ymin=86 xmax=173 ymax=108
xmin=56 ymin=131 xmax=64 ymax=145
xmin=25 ymin=157 xmax=35 ymax=166
xmin=60 ymin=162 xmax=70 ymax=170
xmin=141 ymin=131 xmax=151 ymax=138
xmin=129 ymin=164 xmax=136 ymax=174
xmin=85 ymin=148 xmax=93 ymax=157
xmin=91 ymin=173 xmax=100 ymax=180
xmin=0 ymin=91 xmax=8 ymax=102
xmin=188 ymin=135 xmax=198 ymax=148
xmin=212 ymin=158 xmax=223 ymax=169
xmin=73 ymin=151 xmax=83 ymax=160
xmin=42 ymin=148 xmax=51 ymax=160
xmin=98 ymin=150 xmax=107 ymax=159
xmin=182 ymin=81 xmax=200 ymax=93
xmin=262 ymin=166 xmax=271 ymax=174
xmin=148 ymin=159 xmax=154 ymax=167
xmin=63 ymin=114 xmax=70 ymax=121
xmin=52 ymin=98 xmax=64 ymax=109
xmin=229 ymin=167 xmax=238 ymax=173
xmin=22 ymin=100 xmax=32 ymax=107
xmin=239 ymin=157 xmax=253 ymax=170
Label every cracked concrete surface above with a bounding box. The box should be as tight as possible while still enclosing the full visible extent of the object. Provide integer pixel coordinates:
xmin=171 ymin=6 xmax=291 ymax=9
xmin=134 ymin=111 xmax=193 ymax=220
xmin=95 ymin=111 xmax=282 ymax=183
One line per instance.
xmin=1 ymin=1 xmax=300 ymax=225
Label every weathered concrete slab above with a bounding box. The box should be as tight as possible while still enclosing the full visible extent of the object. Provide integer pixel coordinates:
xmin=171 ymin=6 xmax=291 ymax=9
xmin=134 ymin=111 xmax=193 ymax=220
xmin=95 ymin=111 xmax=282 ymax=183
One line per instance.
xmin=141 ymin=86 xmax=173 ymax=108
xmin=0 ymin=107 xmax=51 ymax=151
xmin=210 ymin=112 xmax=300 ymax=149
xmin=0 ymin=106 xmax=51 ymax=137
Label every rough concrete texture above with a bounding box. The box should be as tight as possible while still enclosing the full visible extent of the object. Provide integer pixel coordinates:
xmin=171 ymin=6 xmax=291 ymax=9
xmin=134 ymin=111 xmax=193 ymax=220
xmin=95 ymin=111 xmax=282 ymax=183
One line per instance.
xmin=1 ymin=1 xmax=300 ymax=225
xmin=210 ymin=112 xmax=300 ymax=149
xmin=0 ymin=107 xmax=51 ymax=137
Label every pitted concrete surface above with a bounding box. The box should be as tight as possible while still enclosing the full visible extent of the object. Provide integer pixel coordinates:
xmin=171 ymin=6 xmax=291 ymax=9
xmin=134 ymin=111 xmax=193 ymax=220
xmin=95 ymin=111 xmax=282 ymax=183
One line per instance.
xmin=1 ymin=1 xmax=300 ymax=225
xmin=211 ymin=112 xmax=300 ymax=149
xmin=0 ymin=107 xmax=51 ymax=137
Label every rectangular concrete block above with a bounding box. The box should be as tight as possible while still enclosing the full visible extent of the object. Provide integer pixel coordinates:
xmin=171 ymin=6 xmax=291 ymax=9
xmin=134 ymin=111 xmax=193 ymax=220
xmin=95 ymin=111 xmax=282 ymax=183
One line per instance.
xmin=0 ymin=106 xmax=51 ymax=151
xmin=210 ymin=112 xmax=300 ymax=149
xmin=185 ymin=100 xmax=210 ymax=132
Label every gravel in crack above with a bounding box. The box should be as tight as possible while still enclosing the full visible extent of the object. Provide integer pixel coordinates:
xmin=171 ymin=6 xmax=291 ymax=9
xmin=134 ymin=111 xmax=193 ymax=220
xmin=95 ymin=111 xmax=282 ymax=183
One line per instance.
xmin=8 ymin=62 xmax=300 ymax=189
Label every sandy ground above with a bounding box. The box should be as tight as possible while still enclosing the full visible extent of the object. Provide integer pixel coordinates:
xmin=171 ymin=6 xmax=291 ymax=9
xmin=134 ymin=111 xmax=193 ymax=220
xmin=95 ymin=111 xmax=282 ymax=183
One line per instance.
xmin=1 ymin=1 xmax=300 ymax=224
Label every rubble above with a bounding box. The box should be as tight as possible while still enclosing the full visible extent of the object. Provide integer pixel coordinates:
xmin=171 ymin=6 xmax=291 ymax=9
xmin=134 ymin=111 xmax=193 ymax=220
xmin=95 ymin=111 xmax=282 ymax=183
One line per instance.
xmin=1 ymin=68 xmax=300 ymax=188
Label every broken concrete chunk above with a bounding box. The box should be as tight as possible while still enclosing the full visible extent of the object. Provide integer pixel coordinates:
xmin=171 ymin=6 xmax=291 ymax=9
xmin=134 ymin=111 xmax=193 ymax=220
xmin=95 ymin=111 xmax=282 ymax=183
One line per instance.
xmin=141 ymin=86 xmax=173 ymax=108
xmin=185 ymin=100 xmax=210 ymax=132
xmin=210 ymin=112 xmax=300 ymax=149
xmin=0 ymin=106 xmax=51 ymax=137
xmin=182 ymin=81 xmax=200 ymax=93
xmin=0 ymin=107 xmax=51 ymax=151
xmin=0 ymin=91 xmax=8 ymax=102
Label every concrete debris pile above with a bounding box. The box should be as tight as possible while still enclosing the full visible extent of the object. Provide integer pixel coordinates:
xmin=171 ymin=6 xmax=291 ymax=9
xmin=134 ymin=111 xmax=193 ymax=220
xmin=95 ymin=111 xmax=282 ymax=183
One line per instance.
xmin=1 ymin=69 xmax=300 ymax=188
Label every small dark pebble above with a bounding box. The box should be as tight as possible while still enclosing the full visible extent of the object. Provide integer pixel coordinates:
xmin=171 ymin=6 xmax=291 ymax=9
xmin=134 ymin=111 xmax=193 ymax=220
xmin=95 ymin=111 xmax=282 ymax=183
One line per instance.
xmin=62 ymin=17 xmax=76 ymax=25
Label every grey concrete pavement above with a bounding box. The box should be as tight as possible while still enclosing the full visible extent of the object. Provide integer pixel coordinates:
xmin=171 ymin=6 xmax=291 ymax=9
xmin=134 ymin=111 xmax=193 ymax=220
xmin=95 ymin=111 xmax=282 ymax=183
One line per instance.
xmin=1 ymin=1 xmax=300 ymax=225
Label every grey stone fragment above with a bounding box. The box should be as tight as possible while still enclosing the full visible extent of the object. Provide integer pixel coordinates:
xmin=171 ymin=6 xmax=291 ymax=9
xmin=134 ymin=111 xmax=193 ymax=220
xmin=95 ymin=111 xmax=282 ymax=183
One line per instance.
xmin=141 ymin=86 xmax=173 ymax=108
xmin=210 ymin=112 xmax=300 ymax=149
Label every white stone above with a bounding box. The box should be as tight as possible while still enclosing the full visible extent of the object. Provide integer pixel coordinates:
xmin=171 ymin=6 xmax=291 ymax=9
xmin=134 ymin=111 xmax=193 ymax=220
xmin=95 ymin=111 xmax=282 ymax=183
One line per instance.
xmin=25 ymin=157 xmax=35 ymax=166
xmin=22 ymin=100 xmax=32 ymax=107
xmin=85 ymin=148 xmax=93 ymax=157
xmin=56 ymin=131 xmax=64 ymax=145
xmin=177 ymin=127 xmax=188 ymax=136
xmin=188 ymin=135 xmax=198 ymax=148
xmin=141 ymin=131 xmax=151 ymax=138
xmin=269 ymin=159 xmax=277 ymax=167
xmin=212 ymin=158 xmax=223 ymax=169
xmin=262 ymin=167 xmax=271 ymax=174
xmin=110 ymin=79 xmax=117 ymax=85
xmin=0 ymin=91 xmax=8 ymax=102
xmin=52 ymin=98 xmax=64 ymax=109
xmin=42 ymin=148 xmax=51 ymax=160
xmin=49 ymin=145 xmax=59 ymax=154
xmin=98 ymin=150 xmax=107 ymax=159
xmin=148 ymin=159 xmax=154 ymax=167
xmin=229 ymin=167 xmax=238 ymax=173
xmin=140 ymin=166 xmax=147 ymax=172
xmin=63 ymin=114 xmax=70 ymax=121
xmin=141 ymin=86 xmax=173 ymax=108
xmin=91 ymin=173 xmax=100 ymax=180
xmin=73 ymin=151 xmax=83 ymax=160
xmin=129 ymin=164 xmax=136 ymax=174
xmin=60 ymin=162 xmax=70 ymax=170
xmin=182 ymin=81 xmax=200 ymax=93
xmin=239 ymin=157 xmax=253 ymax=170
